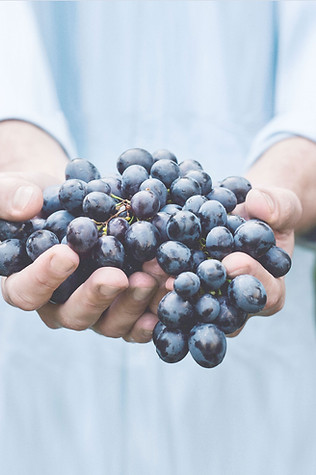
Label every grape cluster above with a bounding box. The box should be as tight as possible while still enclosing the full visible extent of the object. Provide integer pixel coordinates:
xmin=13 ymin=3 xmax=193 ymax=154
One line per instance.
xmin=0 ymin=148 xmax=292 ymax=368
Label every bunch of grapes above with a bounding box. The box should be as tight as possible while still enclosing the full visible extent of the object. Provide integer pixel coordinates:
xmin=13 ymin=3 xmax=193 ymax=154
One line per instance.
xmin=0 ymin=148 xmax=291 ymax=368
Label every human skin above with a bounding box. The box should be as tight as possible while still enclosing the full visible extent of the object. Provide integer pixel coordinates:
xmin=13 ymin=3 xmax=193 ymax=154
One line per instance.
xmin=0 ymin=121 xmax=313 ymax=341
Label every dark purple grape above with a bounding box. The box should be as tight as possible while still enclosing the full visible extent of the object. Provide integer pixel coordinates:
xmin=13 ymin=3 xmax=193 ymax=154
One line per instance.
xmin=207 ymin=186 xmax=237 ymax=213
xmin=107 ymin=217 xmax=130 ymax=243
xmin=65 ymin=158 xmax=101 ymax=182
xmin=123 ymin=254 xmax=143 ymax=276
xmin=226 ymin=215 xmax=246 ymax=234
xmin=121 ymin=164 xmax=149 ymax=198
xmin=158 ymin=291 xmax=196 ymax=331
xmin=185 ymin=170 xmax=212 ymax=195
xmin=26 ymin=230 xmax=59 ymax=261
xmin=182 ymin=195 xmax=208 ymax=215
xmin=154 ymin=327 xmax=188 ymax=363
xmin=66 ymin=217 xmax=99 ymax=255
xmin=257 ymin=245 xmax=291 ymax=277
xmin=83 ymin=192 xmax=116 ymax=222
xmin=197 ymin=259 xmax=227 ymax=291
xmin=150 ymin=159 xmax=180 ymax=189
xmin=151 ymin=212 xmax=170 ymax=242
xmin=219 ymin=176 xmax=252 ymax=204
xmin=91 ymin=235 xmax=125 ymax=269
xmin=227 ymin=274 xmax=267 ymax=314
xmin=139 ymin=178 xmax=168 ymax=208
xmin=170 ymin=176 xmax=201 ymax=206
xmin=166 ymin=210 xmax=201 ymax=247
xmin=160 ymin=203 xmax=182 ymax=215
xmin=0 ymin=239 xmax=30 ymax=276
xmin=198 ymin=200 xmax=227 ymax=236
xmin=0 ymin=219 xmax=33 ymax=242
xmin=174 ymin=272 xmax=201 ymax=299
xmin=101 ymin=175 xmax=122 ymax=198
xmin=191 ymin=248 xmax=207 ymax=272
xmin=45 ymin=210 xmax=75 ymax=241
xmin=49 ymin=260 xmax=92 ymax=304
xmin=130 ymin=190 xmax=160 ymax=219
xmin=195 ymin=293 xmax=221 ymax=323
xmin=41 ymin=184 xmax=62 ymax=217
xmin=205 ymin=226 xmax=234 ymax=260
xmin=188 ymin=323 xmax=227 ymax=368
xmin=153 ymin=320 xmax=166 ymax=345
xmin=152 ymin=149 xmax=178 ymax=163
xmin=59 ymin=179 xmax=87 ymax=216
xmin=86 ymin=179 xmax=111 ymax=195
xmin=156 ymin=241 xmax=192 ymax=275
xmin=179 ymin=159 xmax=203 ymax=176
xmin=125 ymin=221 xmax=160 ymax=262
xmin=29 ymin=217 xmax=46 ymax=233
xmin=117 ymin=148 xmax=153 ymax=174
xmin=234 ymin=219 xmax=275 ymax=259
xmin=213 ymin=296 xmax=248 ymax=334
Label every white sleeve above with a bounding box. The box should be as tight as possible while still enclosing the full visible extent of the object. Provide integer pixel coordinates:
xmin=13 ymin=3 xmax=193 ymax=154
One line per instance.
xmin=0 ymin=2 xmax=75 ymax=156
xmin=247 ymin=1 xmax=316 ymax=164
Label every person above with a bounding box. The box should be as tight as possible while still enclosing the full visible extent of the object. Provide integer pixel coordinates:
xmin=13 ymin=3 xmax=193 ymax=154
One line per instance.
xmin=0 ymin=1 xmax=316 ymax=474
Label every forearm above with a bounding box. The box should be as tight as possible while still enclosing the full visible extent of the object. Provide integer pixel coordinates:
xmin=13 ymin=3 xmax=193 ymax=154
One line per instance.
xmin=246 ymin=137 xmax=316 ymax=233
xmin=0 ymin=120 xmax=69 ymax=182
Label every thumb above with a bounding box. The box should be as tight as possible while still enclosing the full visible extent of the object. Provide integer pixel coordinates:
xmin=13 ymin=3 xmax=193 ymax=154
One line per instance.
xmin=0 ymin=175 xmax=43 ymax=221
xmin=243 ymin=186 xmax=302 ymax=233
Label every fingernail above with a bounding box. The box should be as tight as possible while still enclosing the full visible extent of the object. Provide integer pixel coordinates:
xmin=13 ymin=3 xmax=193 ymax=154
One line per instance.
xmin=12 ymin=186 xmax=36 ymax=211
xmin=132 ymin=286 xmax=155 ymax=301
xmin=99 ymin=285 xmax=122 ymax=298
xmin=256 ymin=190 xmax=275 ymax=213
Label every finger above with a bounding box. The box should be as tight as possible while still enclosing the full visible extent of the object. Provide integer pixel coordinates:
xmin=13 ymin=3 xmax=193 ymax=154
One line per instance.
xmin=2 ymin=244 xmax=79 ymax=311
xmin=222 ymin=251 xmax=285 ymax=316
xmin=92 ymin=271 xmax=158 ymax=338
xmin=0 ymin=175 xmax=43 ymax=221
xmin=142 ymin=258 xmax=170 ymax=286
xmin=124 ymin=312 xmax=159 ymax=343
xmin=38 ymin=267 xmax=129 ymax=331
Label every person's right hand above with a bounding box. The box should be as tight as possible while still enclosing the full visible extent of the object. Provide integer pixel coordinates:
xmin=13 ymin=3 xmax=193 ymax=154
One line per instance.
xmin=0 ymin=172 xmax=161 ymax=343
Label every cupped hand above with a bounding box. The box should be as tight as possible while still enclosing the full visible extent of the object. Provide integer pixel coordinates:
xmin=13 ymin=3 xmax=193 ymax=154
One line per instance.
xmin=0 ymin=172 xmax=162 ymax=343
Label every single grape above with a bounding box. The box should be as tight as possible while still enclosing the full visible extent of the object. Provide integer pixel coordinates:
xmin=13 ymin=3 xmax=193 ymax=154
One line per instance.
xmin=130 ymin=190 xmax=160 ymax=219
xmin=205 ymin=226 xmax=234 ymax=260
xmin=170 ymin=176 xmax=201 ymax=206
xmin=59 ymin=179 xmax=87 ymax=216
xmin=156 ymin=241 xmax=192 ymax=275
xmin=179 ymin=159 xmax=203 ymax=176
xmin=160 ymin=203 xmax=182 ymax=215
xmin=213 ymin=296 xmax=248 ymax=334
xmin=117 ymin=148 xmax=153 ymax=174
xmin=188 ymin=323 xmax=227 ymax=368
xmin=65 ymin=158 xmax=101 ymax=182
xmin=82 ymin=191 xmax=116 ymax=222
xmin=197 ymin=259 xmax=227 ymax=291
xmin=226 ymin=215 xmax=246 ymax=234
xmin=234 ymin=219 xmax=275 ymax=259
xmin=207 ymin=186 xmax=237 ymax=213
xmin=227 ymin=274 xmax=267 ymax=314
xmin=198 ymin=200 xmax=227 ymax=235
xmin=166 ymin=210 xmax=202 ymax=246
xmin=91 ymin=235 xmax=125 ymax=269
xmin=66 ymin=217 xmax=99 ymax=255
xmin=174 ymin=272 xmax=201 ymax=299
xmin=26 ymin=230 xmax=59 ymax=261
xmin=107 ymin=217 xmax=130 ymax=243
xmin=154 ymin=327 xmax=189 ymax=363
xmin=86 ymin=179 xmax=111 ymax=195
xmin=191 ymin=249 xmax=207 ymax=272
xmin=0 ymin=239 xmax=30 ymax=276
xmin=195 ymin=293 xmax=221 ymax=323
xmin=152 ymin=149 xmax=178 ymax=163
xmin=158 ymin=291 xmax=196 ymax=331
xmin=45 ymin=210 xmax=75 ymax=241
xmin=125 ymin=221 xmax=160 ymax=262
xmin=151 ymin=212 xmax=170 ymax=242
xmin=121 ymin=164 xmax=149 ymax=198
xmin=101 ymin=175 xmax=123 ymax=198
xmin=41 ymin=184 xmax=62 ymax=217
xmin=182 ymin=195 xmax=208 ymax=215
xmin=257 ymin=245 xmax=291 ymax=278
xmin=150 ymin=159 xmax=180 ymax=188
xmin=219 ymin=176 xmax=252 ymax=203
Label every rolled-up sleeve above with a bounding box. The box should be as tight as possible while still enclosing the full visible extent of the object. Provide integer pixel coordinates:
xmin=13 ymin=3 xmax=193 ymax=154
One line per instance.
xmin=247 ymin=1 xmax=316 ymax=164
xmin=0 ymin=2 xmax=75 ymax=156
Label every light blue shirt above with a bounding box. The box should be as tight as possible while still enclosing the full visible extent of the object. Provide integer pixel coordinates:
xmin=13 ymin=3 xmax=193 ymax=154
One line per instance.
xmin=1 ymin=2 xmax=316 ymax=475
